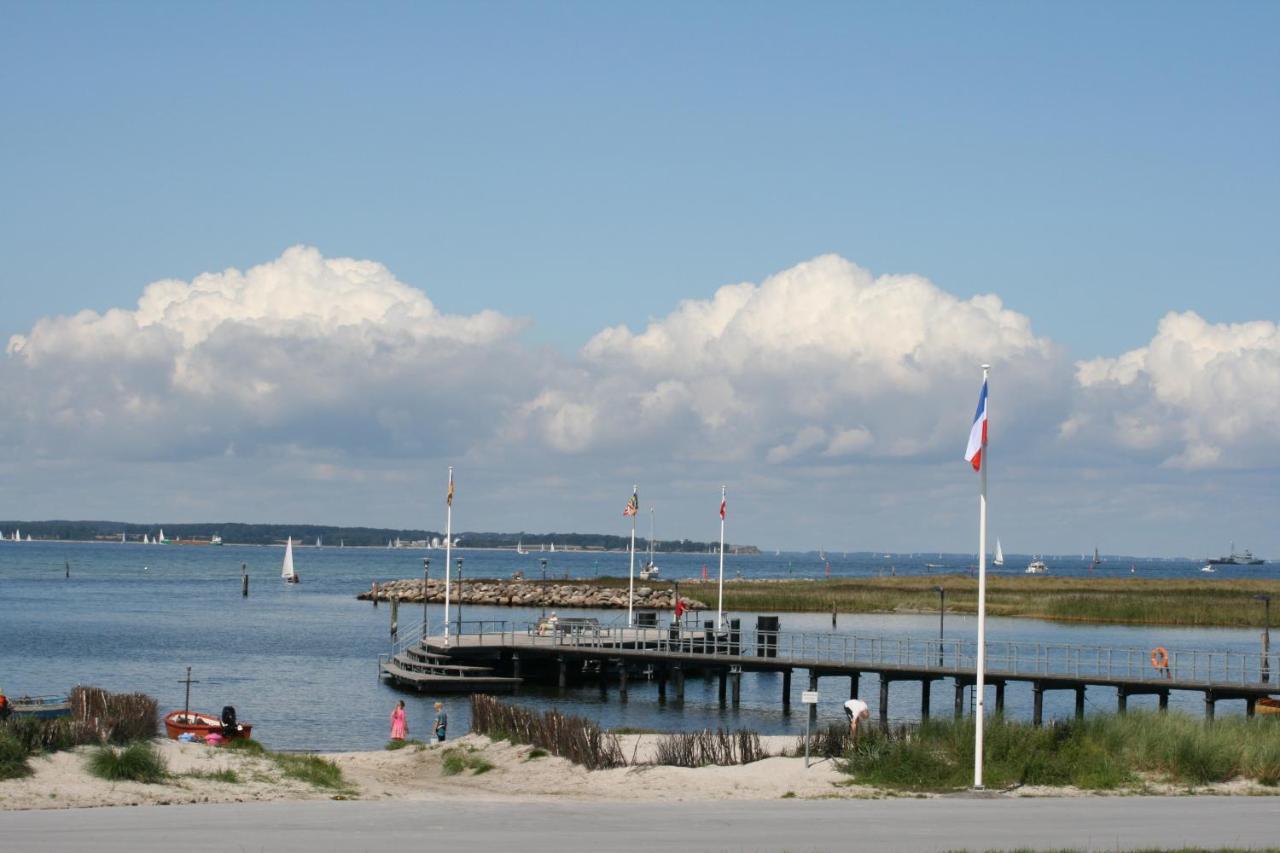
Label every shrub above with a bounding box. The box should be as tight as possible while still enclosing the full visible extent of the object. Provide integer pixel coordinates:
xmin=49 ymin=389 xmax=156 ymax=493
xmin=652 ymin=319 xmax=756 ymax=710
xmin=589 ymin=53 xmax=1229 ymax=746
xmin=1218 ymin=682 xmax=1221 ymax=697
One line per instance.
xmin=441 ymin=747 xmax=494 ymax=776
xmin=0 ymin=730 xmax=32 ymax=780
xmin=87 ymin=743 xmax=168 ymax=783
xmin=70 ymin=686 xmax=157 ymax=744
xmin=224 ymin=738 xmax=265 ymax=755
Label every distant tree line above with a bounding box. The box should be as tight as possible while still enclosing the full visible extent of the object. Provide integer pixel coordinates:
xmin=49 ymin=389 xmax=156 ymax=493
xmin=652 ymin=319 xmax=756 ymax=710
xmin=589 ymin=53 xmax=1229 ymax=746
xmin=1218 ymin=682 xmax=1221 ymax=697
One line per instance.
xmin=0 ymin=520 xmax=754 ymax=553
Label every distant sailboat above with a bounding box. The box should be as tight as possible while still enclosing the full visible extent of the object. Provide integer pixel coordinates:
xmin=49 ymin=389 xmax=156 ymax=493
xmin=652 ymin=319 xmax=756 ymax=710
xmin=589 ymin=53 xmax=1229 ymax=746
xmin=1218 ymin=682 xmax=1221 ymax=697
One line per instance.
xmin=315 ymin=536 xmax=322 ymax=548
xmin=993 ymin=539 xmax=1004 ymax=567
xmin=516 ymin=540 xmax=528 ymax=555
xmin=550 ymin=542 xmax=556 ymax=553
xmin=121 ymin=532 xmax=126 ymax=544
xmin=640 ymin=506 xmax=660 ymax=581
xmin=282 ymin=537 xmax=299 ymax=584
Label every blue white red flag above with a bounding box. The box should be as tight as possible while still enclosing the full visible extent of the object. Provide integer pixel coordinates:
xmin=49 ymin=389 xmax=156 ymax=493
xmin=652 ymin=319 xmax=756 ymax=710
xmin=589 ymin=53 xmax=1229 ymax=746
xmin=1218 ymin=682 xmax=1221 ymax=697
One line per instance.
xmin=964 ymin=380 xmax=988 ymax=472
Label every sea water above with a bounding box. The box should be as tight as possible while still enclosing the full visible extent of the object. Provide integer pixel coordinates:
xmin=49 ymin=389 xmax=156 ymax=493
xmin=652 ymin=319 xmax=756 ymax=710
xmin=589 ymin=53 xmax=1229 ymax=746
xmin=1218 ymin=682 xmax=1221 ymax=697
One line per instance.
xmin=0 ymin=541 xmax=1270 ymax=751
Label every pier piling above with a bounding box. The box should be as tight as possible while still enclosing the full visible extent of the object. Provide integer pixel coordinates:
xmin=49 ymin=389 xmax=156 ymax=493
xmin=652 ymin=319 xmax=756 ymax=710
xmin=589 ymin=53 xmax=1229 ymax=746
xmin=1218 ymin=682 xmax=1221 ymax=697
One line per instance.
xmin=782 ymin=670 xmax=792 ymax=709
xmin=241 ymin=564 xmax=248 ymax=597
xmin=657 ymin=667 xmax=667 ymax=703
xmin=731 ymin=668 xmax=741 ymax=707
xmin=673 ymin=664 xmax=685 ymax=703
xmin=1033 ymin=682 xmax=1044 ymax=726
xmin=920 ymin=679 xmax=932 ymax=721
xmin=954 ymin=680 xmax=965 ymax=718
xmin=850 ymin=672 xmax=860 ymax=700
xmin=557 ymin=656 xmax=567 ymax=689
xmin=1075 ymin=687 xmax=1086 ymax=719
xmin=718 ymin=669 xmax=727 ymax=707
xmin=1117 ymin=686 xmax=1128 ymax=714
xmin=808 ymin=672 xmax=819 ymax=728
xmin=879 ymin=678 xmax=889 ymax=727
xmin=995 ymin=681 xmax=1005 ymax=714
xmin=618 ymin=660 xmax=628 ymax=701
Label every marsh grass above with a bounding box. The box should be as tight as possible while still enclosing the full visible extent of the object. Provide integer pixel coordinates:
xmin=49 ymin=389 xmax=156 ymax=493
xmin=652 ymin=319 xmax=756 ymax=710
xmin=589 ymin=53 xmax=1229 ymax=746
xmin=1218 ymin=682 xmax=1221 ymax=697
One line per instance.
xmin=269 ymin=752 xmax=347 ymax=790
xmin=0 ymin=730 xmax=32 ymax=780
xmin=651 ymin=729 xmax=765 ymax=767
xmin=184 ymin=768 xmax=240 ymax=784
xmin=385 ymin=739 xmax=425 ymax=751
xmin=845 ymin=713 xmax=1280 ymax=791
xmin=224 ymin=738 xmax=265 ymax=755
xmin=86 ymin=743 xmax=168 ymax=784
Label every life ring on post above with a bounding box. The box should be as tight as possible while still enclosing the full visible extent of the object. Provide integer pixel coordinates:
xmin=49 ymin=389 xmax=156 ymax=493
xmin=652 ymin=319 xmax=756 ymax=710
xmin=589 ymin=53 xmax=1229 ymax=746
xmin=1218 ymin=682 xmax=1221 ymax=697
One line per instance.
xmin=1151 ymin=646 xmax=1170 ymax=670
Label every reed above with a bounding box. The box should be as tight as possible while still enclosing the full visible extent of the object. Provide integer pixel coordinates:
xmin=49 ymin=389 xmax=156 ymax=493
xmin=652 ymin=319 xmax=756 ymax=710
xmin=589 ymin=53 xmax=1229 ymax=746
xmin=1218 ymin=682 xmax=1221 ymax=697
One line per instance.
xmin=470 ymin=695 xmax=625 ymax=770
xmin=70 ymin=686 xmax=158 ymax=744
xmin=843 ymin=713 xmax=1280 ymax=791
xmin=650 ymin=728 xmax=765 ymax=767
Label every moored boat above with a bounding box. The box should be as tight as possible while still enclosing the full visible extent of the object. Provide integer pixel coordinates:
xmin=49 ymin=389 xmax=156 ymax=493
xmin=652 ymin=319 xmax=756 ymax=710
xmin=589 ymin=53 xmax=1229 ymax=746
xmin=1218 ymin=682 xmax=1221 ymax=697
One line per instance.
xmin=1258 ymin=697 xmax=1280 ymax=716
xmin=163 ymin=709 xmax=252 ymax=741
xmin=10 ymin=694 xmax=71 ymax=719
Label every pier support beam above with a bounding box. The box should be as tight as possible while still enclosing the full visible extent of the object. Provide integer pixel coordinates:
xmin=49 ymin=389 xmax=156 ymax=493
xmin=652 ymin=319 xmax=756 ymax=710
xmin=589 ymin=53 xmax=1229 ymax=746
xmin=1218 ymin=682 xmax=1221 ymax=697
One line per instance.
xmin=955 ymin=680 xmax=965 ymax=719
xmin=618 ymin=661 xmax=627 ymax=701
xmin=1158 ymin=691 xmax=1168 ymax=711
xmin=557 ymin=656 xmax=567 ymax=690
xmin=598 ymin=659 xmax=608 ymax=698
xmin=782 ymin=670 xmax=792 ymax=710
xmin=920 ymin=679 xmax=932 ymax=721
xmin=673 ymin=664 xmax=685 ymax=703
xmin=1075 ymin=686 xmax=1086 ymax=719
xmin=657 ymin=667 xmax=667 ymax=703
xmin=809 ymin=672 xmax=820 ymax=729
xmin=511 ymin=653 xmax=521 ymax=680
xmin=879 ymin=678 xmax=889 ymax=727
xmin=1247 ymin=697 xmax=1257 ymax=718
xmin=718 ymin=669 xmax=727 ymax=707
xmin=731 ymin=668 xmax=742 ymax=708
xmin=1205 ymin=691 xmax=1216 ymax=721
xmin=850 ymin=672 xmax=860 ymax=700
xmin=1117 ymin=687 xmax=1128 ymax=714
xmin=1032 ymin=682 xmax=1044 ymax=727
xmin=995 ymin=681 xmax=1005 ymax=715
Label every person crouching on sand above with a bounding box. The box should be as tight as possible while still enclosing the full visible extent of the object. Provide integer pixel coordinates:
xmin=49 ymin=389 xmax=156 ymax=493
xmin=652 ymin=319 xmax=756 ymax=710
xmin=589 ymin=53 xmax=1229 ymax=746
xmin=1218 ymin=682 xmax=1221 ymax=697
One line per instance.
xmin=390 ymin=700 xmax=407 ymax=742
xmin=844 ymin=697 xmax=870 ymax=741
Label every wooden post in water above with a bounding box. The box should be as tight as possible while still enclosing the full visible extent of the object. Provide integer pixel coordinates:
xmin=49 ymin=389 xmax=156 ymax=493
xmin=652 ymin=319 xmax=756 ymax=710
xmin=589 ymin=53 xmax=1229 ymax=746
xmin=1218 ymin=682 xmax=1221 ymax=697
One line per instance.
xmin=809 ymin=671 xmax=819 ymax=729
xmin=1032 ymin=682 xmax=1044 ymax=726
xmin=718 ymin=669 xmax=727 ymax=707
xmin=781 ymin=669 xmax=792 ymax=709
xmin=879 ymin=678 xmax=889 ymax=727
xmin=390 ymin=595 xmax=399 ymax=643
xmin=65 ymin=560 xmax=70 ymax=579
xmin=920 ymin=679 xmax=931 ymax=721
xmin=995 ymin=681 xmax=1005 ymax=714
xmin=618 ymin=660 xmax=628 ymax=701
xmin=730 ymin=668 xmax=741 ymax=707
xmin=955 ymin=680 xmax=965 ymax=718
xmin=372 ymin=581 xmax=378 ymax=607
xmin=673 ymin=664 xmax=685 ymax=703
xmin=241 ymin=563 xmax=248 ymax=597
xmin=1075 ymin=687 xmax=1086 ymax=719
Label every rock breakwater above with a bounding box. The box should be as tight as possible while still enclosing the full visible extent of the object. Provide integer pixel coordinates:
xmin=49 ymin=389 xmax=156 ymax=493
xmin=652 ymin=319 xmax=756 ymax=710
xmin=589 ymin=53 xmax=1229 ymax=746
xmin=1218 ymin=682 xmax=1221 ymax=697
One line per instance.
xmin=357 ymin=578 xmax=705 ymax=611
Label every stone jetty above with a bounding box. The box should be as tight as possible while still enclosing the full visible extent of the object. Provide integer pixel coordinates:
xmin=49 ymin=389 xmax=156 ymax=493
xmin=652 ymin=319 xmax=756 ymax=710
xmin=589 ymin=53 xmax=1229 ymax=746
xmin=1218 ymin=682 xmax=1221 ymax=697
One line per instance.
xmin=357 ymin=578 xmax=705 ymax=611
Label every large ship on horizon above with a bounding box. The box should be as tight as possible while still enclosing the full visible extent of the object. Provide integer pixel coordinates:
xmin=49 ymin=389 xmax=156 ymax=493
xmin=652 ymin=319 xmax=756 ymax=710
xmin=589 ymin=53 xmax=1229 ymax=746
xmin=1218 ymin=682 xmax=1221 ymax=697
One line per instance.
xmin=1206 ymin=542 xmax=1265 ymax=565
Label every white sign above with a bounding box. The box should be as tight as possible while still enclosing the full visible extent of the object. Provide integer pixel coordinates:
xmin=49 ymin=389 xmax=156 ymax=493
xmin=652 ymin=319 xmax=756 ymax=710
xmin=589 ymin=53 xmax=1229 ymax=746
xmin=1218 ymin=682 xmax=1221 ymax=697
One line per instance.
xmin=801 ymin=690 xmax=819 ymax=704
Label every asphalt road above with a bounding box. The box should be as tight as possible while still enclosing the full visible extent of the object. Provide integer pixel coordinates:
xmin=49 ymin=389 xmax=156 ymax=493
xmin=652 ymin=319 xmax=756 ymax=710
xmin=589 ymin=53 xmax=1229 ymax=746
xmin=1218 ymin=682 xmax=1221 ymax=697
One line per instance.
xmin=2 ymin=796 xmax=1279 ymax=852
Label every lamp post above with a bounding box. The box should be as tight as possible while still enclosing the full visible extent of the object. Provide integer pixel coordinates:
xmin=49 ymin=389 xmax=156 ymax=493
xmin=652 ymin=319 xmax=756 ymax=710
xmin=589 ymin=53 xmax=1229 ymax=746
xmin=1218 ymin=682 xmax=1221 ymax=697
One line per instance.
xmin=455 ymin=557 xmax=464 ymax=638
xmin=540 ymin=558 xmax=548 ymax=620
xmin=932 ymin=585 xmax=946 ymax=666
xmin=422 ymin=557 xmax=430 ymax=639
xmin=1255 ymin=593 xmax=1272 ymax=683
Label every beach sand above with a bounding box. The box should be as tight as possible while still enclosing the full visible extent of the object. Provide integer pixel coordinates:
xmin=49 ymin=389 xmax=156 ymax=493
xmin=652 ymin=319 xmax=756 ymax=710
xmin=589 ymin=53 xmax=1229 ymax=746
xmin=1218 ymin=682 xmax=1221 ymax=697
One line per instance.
xmin=2 ymin=734 xmax=1275 ymax=811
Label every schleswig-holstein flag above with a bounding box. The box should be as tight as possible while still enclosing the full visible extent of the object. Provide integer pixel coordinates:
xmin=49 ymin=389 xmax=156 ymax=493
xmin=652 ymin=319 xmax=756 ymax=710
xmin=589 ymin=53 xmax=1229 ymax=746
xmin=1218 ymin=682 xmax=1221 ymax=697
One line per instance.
xmin=965 ymin=379 xmax=988 ymax=472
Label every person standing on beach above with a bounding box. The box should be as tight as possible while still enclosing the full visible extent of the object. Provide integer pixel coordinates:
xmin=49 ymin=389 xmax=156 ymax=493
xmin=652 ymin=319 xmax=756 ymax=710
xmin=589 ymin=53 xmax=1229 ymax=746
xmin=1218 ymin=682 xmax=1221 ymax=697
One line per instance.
xmin=390 ymin=700 xmax=407 ymax=742
xmin=433 ymin=702 xmax=447 ymax=742
xmin=844 ymin=697 xmax=870 ymax=741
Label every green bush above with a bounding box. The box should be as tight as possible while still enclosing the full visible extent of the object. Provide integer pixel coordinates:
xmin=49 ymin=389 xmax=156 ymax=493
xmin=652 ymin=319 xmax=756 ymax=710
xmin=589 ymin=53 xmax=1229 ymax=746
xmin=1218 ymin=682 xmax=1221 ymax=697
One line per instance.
xmin=87 ymin=743 xmax=168 ymax=784
xmin=0 ymin=730 xmax=32 ymax=780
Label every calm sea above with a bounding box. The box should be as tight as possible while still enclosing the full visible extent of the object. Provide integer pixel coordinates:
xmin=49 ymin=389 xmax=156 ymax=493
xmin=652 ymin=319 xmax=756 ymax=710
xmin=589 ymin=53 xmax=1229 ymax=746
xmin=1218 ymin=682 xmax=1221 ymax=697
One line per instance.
xmin=0 ymin=541 xmax=1272 ymax=751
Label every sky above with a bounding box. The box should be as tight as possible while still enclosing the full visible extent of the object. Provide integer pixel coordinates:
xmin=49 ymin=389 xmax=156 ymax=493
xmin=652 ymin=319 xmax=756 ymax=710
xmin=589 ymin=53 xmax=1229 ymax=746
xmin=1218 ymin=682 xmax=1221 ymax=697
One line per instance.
xmin=1 ymin=2 xmax=1277 ymax=557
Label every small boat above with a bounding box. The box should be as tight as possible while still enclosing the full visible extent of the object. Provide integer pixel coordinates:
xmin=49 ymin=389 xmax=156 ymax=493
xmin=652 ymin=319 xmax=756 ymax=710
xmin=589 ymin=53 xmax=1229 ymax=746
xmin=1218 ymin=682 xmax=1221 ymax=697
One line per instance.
xmin=994 ymin=539 xmax=1004 ymax=567
xmin=640 ymin=507 xmax=660 ymax=580
xmin=163 ymin=710 xmax=252 ymax=741
xmin=1258 ymin=698 xmax=1280 ymax=716
xmin=9 ymin=695 xmax=71 ymax=719
xmin=1200 ymin=564 xmax=1216 ymax=574
xmin=516 ymin=540 xmax=528 ymax=555
xmin=1025 ymin=557 xmax=1049 ymax=575
xmin=282 ymin=536 xmax=299 ymax=584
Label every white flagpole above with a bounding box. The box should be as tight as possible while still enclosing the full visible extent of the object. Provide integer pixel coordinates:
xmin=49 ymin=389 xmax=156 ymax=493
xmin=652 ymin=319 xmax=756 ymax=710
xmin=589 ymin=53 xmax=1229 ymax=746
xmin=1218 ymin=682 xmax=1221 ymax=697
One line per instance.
xmin=627 ymin=484 xmax=637 ymax=628
xmin=974 ymin=365 xmax=989 ymax=789
xmin=444 ymin=466 xmax=453 ymax=646
xmin=717 ymin=485 xmax=726 ymax=631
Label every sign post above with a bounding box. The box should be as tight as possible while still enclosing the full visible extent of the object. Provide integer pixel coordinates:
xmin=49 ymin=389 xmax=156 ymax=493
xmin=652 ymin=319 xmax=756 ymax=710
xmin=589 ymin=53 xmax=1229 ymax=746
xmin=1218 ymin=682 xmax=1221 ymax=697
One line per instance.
xmin=801 ymin=690 xmax=819 ymax=767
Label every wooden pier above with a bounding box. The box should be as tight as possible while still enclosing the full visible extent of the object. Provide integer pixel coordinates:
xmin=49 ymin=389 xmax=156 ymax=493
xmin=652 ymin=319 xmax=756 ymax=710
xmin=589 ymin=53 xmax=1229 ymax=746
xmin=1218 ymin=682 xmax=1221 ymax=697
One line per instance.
xmin=379 ymin=618 xmax=1280 ymax=724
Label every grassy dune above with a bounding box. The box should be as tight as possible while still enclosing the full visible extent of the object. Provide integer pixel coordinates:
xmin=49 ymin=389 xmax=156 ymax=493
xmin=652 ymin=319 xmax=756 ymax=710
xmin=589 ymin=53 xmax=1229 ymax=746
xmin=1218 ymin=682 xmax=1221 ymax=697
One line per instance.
xmin=571 ymin=575 xmax=1280 ymax=627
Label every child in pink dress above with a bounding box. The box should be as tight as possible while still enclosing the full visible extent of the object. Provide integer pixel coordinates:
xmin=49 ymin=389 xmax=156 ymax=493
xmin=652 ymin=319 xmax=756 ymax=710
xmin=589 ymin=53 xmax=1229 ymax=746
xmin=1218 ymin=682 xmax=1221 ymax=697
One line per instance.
xmin=390 ymin=700 xmax=407 ymax=741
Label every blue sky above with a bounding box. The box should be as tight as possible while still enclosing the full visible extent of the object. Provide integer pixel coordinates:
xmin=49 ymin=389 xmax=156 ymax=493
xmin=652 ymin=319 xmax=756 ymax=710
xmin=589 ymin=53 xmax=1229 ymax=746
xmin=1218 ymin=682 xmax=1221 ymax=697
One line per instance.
xmin=1 ymin=3 xmax=1278 ymax=555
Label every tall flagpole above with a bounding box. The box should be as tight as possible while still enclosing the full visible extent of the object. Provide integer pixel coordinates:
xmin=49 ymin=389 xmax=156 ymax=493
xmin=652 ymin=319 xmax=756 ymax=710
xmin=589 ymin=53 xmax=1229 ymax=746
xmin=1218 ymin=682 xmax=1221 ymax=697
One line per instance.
xmin=974 ymin=365 xmax=989 ymax=789
xmin=627 ymin=484 xmax=637 ymax=628
xmin=444 ymin=466 xmax=453 ymax=646
xmin=717 ymin=485 xmax=726 ymax=631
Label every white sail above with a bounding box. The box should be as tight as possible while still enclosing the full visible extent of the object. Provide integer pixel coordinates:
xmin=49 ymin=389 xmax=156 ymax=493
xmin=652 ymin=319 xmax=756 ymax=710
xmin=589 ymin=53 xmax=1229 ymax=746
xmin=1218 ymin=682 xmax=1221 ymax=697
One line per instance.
xmin=994 ymin=539 xmax=1004 ymax=566
xmin=550 ymin=542 xmax=555 ymax=553
xmin=281 ymin=537 xmax=298 ymax=582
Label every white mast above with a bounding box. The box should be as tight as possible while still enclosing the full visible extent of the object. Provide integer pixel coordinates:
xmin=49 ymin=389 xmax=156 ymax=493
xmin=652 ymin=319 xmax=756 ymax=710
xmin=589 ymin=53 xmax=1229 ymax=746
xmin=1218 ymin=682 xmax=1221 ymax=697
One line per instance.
xmin=718 ymin=485 xmax=726 ymax=630
xmin=974 ymin=364 xmax=990 ymax=789
xmin=627 ymin=484 xmax=637 ymax=627
xmin=444 ymin=466 xmax=454 ymax=645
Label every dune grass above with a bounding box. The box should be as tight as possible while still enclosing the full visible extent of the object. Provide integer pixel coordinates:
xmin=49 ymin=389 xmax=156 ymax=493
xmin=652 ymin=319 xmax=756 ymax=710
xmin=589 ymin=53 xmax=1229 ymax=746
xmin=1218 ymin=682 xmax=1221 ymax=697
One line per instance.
xmin=385 ymin=738 xmax=426 ymax=751
xmin=86 ymin=742 xmax=168 ymax=784
xmin=844 ymin=713 xmax=1280 ymax=791
xmin=0 ymin=730 xmax=32 ymax=780
xmin=183 ymin=768 xmax=240 ymax=784
xmin=441 ymin=746 xmax=494 ymax=776
xmin=269 ymin=752 xmax=348 ymax=790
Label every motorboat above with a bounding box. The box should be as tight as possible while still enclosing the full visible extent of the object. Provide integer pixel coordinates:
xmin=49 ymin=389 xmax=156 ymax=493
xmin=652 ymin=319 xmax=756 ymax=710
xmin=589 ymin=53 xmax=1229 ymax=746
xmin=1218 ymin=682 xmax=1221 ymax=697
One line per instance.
xmin=1025 ymin=557 xmax=1049 ymax=575
xmin=9 ymin=694 xmax=71 ymax=719
xmin=1200 ymin=564 xmax=1216 ymax=574
xmin=163 ymin=709 xmax=252 ymax=742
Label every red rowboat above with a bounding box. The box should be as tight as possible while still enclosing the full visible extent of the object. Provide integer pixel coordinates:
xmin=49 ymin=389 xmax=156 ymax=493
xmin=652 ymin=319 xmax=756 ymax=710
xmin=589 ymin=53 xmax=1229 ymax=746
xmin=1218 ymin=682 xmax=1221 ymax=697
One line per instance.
xmin=163 ymin=710 xmax=253 ymax=741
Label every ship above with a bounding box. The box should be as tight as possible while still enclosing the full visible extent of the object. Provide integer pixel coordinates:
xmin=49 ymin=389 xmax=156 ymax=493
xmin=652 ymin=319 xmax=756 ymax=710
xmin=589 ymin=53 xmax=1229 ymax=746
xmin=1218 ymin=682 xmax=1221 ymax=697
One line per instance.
xmin=1206 ymin=542 xmax=1265 ymax=565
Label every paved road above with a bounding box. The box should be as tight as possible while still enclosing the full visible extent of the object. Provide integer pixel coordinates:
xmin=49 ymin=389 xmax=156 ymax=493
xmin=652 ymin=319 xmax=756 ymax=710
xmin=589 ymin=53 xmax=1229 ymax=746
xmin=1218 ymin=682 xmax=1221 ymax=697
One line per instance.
xmin=2 ymin=796 xmax=1278 ymax=852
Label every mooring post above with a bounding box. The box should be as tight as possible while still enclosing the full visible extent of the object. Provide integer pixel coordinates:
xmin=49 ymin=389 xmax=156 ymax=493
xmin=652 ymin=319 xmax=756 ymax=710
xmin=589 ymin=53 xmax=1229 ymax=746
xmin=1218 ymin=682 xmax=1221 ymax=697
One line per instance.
xmin=1205 ymin=691 xmax=1216 ymax=721
xmin=879 ymin=678 xmax=889 ymax=727
xmin=995 ymin=681 xmax=1005 ymax=714
xmin=850 ymin=671 xmax=860 ymax=700
xmin=782 ymin=669 xmax=792 ymax=709
xmin=1247 ymin=696 xmax=1257 ymax=718
xmin=1158 ymin=690 xmax=1168 ymax=711
xmin=809 ymin=671 xmax=820 ymax=729
xmin=390 ymin=596 xmax=399 ymax=643
xmin=954 ymin=680 xmax=965 ymax=718
xmin=1075 ymin=686 xmax=1086 ymax=719
xmin=1032 ymin=682 xmax=1044 ymax=727
xmin=674 ymin=664 xmax=685 ymax=702
xmin=718 ymin=669 xmax=727 ymax=707
xmin=1117 ymin=686 xmax=1128 ymax=714
xmin=731 ymin=668 xmax=741 ymax=707
xmin=241 ymin=563 xmax=248 ymax=597
xmin=511 ymin=652 xmax=521 ymax=680
xmin=372 ymin=580 xmax=378 ymax=607
xmin=920 ymin=679 xmax=931 ymax=721
xmin=618 ymin=660 xmax=628 ymax=701
xmin=557 ymin=656 xmax=567 ymax=689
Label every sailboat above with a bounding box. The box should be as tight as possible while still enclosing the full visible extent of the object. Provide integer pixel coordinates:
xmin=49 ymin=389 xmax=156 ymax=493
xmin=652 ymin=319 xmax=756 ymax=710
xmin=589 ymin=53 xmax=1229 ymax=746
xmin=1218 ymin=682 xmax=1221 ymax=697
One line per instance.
xmin=516 ymin=540 xmax=528 ymax=555
xmin=640 ymin=507 xmax=660 ymax=580
xmin=282 ymin=537 xmax=299 ymax=584
xmin=550 ymin=542 xmax=556 ymax=554
xmin=993 ymin=539 xmax=1004 ymax=567
xmin=315 ymin=536 xmax=322 ymax=548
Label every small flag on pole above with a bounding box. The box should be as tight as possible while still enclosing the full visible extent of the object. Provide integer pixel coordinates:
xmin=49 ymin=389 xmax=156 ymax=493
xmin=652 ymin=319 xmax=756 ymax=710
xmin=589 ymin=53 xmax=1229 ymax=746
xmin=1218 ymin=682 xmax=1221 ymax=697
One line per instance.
xmin=623 ymin=490 xmax=639 ymax=517
xmin=964 ymin=379 xmax=989 ymax=472
xmin=719 ymin=494 xmax=726 ymax=520
xmin=446 ymin=473 xmax=455 ymax=507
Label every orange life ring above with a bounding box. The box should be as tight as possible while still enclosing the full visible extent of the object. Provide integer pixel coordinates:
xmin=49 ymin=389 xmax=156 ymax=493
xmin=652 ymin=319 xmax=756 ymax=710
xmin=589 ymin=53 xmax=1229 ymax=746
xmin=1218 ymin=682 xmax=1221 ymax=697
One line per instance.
xmin=1151 ymin=646 xmax=1169 ymax=670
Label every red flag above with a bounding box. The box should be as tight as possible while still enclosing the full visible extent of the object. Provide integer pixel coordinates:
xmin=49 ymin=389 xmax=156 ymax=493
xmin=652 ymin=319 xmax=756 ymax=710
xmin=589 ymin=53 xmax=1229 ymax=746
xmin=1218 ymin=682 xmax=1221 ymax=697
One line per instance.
xmin=719 ymin=496 xmax=726 ymax=520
